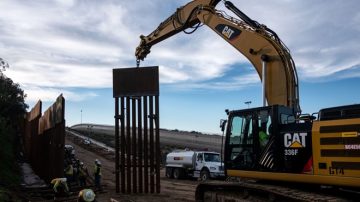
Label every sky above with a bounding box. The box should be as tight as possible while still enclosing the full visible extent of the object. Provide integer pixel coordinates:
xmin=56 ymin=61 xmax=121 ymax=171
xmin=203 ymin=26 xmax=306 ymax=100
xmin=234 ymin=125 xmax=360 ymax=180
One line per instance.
xmin=0 ymin=0 xmax=359 ymax=134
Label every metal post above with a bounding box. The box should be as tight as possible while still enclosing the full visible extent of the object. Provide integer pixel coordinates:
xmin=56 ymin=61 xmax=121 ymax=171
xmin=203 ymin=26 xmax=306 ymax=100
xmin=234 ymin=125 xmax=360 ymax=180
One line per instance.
xmin=115 ymin=98 xmax=120 ymax=193
xmin=149 ymin=96 xmax=154 ymax=193
xmin=155 ymin=95 xmax=160 ymax=193
xmin=120 ymin=97 xmax=125 ymax=193
xmin=143 ymin=96 xmax=149 ymax=193
xmin=132 ymin=98 xmax=137 ymax=193
xmin=138 ymin=97 xmax=143 ymax=193
xmin=261 ymin=54 xmax=269 ymax=107
xmin=126 ymin=97 xmax=131 ymax=193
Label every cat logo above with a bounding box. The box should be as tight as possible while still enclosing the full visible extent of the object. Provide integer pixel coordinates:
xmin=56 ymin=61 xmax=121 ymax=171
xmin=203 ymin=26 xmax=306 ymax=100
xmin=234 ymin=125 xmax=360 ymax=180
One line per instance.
xmin=222 ymin=26 xmax=235 ymax=39
xmin=215 ymin=24 xmax=241 ymax=41
xmin=284 ymin=132 xmax=307 ymax=148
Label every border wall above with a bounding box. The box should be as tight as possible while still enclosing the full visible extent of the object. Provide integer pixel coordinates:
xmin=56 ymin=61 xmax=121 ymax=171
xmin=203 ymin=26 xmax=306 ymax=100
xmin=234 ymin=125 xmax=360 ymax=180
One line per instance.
xmin=23 ymin=94 xmax=65 ymax=182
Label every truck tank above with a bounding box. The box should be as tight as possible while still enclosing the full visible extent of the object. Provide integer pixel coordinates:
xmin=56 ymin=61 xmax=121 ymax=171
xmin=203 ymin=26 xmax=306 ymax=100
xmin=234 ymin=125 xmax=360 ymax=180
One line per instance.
xmin=166 ymin=151 xmax=196 ymax=169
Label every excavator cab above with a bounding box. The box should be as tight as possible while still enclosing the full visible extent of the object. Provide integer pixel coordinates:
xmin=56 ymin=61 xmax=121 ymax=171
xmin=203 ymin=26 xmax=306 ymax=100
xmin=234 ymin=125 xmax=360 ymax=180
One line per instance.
xmin=224 ymin=105 xmax=313 ymax=174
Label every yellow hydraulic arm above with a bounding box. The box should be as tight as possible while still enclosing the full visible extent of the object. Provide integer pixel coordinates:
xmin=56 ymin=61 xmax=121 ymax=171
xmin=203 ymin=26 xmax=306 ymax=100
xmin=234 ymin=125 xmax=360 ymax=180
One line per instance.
xmin=135 ymin=0 xmax=300 ymax=113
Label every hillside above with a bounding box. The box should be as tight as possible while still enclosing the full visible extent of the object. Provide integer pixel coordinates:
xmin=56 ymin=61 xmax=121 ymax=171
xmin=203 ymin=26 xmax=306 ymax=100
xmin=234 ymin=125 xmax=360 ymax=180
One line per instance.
xmin=70 ymin=124 xmax=224 ymax=154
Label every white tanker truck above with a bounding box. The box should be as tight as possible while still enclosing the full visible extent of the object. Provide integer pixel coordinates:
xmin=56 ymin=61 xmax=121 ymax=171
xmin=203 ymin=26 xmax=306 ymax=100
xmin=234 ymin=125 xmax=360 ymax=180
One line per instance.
xmin=165 ymin=150 xmax=225 ymax=180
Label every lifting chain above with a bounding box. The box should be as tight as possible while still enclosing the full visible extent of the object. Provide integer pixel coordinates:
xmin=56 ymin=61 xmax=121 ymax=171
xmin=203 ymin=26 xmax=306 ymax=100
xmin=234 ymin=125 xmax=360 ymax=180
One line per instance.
xmin=136 ymin=59 xmax=140 ymax=68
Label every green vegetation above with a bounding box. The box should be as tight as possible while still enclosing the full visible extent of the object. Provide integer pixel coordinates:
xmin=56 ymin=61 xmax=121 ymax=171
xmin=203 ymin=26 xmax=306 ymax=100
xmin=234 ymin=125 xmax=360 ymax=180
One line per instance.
xmin=0 ymin=118 xmax=21 ymax=186
xmin=0 ymin=67 xmax=28 ymax=199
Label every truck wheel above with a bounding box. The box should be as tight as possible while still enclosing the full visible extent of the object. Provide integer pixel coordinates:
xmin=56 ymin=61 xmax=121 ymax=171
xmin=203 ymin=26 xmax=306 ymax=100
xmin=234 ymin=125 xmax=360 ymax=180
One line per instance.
xmin=173 ymin=168 xmax=183 ymax=179
xmin=166 ymin=168 xmax=173 ymax=178
xmin=200 ymin=170 xmax=210 ymax=181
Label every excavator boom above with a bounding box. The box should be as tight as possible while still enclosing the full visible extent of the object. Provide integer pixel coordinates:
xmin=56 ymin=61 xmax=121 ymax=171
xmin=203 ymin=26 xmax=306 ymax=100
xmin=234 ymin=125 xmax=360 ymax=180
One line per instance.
xmin=135 ymin=0 xmax=300 ymax=113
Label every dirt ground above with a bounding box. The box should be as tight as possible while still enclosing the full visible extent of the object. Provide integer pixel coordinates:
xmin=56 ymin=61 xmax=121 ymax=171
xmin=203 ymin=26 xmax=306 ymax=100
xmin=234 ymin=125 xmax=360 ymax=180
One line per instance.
xmin=66 ymin=134 xmax=200 ymax=202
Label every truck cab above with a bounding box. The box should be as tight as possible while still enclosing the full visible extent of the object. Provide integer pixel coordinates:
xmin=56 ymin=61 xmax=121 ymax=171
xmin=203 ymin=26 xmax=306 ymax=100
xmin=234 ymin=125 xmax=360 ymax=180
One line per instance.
xmin=165 ymin=150 xmax=225 ymax=180
xmin=194 ymin=152 xmax=225 ymax=180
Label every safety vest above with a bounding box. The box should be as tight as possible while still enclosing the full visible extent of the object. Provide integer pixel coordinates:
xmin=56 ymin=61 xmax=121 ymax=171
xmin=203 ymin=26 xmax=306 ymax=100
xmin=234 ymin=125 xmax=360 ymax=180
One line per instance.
xmin=94 ymin=164 xmax=101 ymax=176
xmin=65 ymin=164 xmax=74 ymax=175
xmin=51 ymin=178 xmax=69 ymax=193
xmin=259 ymin=131 xmax=269 ymax=147
xmin=79 ymin=166 xmax=88 ymax=177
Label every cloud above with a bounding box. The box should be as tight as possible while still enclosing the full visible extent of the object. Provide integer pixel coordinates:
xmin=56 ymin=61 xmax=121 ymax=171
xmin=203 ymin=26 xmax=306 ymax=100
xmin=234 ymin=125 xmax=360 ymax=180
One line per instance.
xmin=217 ymin=1 xmax=360 ymax=81
xmin=144 ymin=30 xmax=245 ymax=83
xmin=24 ymin=85 xmax=97 ymax=103
xmin=0 ymin=0 xmax=132 ymax=101
xmin=6 ymin=60 xmax=112 ymax=88
xmin=165 ymin=71 xmax=260 ymax=91
xmin=137 ymin=0 xmax=360 ymax=84
xmin=304 ymin=64 xmax=360 ymax=83
xmin=198 ymin=72 xmax=260 ymax=91
xmin=0 ymin=0 xmax=359 ymax=102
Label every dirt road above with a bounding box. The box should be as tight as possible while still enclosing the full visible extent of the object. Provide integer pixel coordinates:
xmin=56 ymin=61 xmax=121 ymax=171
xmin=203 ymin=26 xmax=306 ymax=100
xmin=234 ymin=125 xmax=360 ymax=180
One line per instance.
xmin=66 ymin=134 xmax=199 ymax=202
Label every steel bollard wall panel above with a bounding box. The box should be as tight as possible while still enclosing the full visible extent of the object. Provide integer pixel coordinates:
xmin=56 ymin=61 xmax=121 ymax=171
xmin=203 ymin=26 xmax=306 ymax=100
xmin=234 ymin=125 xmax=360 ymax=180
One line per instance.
xmin=22 ymin=94 xmax=65 ymax=183
xmin=113 ymin=67 xmax=160 ymax=194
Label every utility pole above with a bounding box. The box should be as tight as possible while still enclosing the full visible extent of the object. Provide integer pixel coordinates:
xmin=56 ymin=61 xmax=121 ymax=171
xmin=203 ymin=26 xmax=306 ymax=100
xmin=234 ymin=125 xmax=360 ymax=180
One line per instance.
xmin=245 ymin=101 xmax=252 ymax=108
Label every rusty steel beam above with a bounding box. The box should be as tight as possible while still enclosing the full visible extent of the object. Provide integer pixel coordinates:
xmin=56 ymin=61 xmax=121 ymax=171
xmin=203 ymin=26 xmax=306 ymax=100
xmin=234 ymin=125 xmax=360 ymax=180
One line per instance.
xmin=138 ymin=98 xmax=143 ymax=193
xmin=132 ymin=98 xmax=137 ymax=193
xmin=115 ymin=98 xmax=120 ymax=193
xmin=143 ymin=96 xmax=149 ymax=193
xmin=149 ymin=96 xmax=154 ymax=193
xmin=155 ymin=95 xmax=160 ymax=193
xmin=120 ymin=97 xmax=125 ymax=193
xmin=126 ymin=97 xmax=131 ymax=193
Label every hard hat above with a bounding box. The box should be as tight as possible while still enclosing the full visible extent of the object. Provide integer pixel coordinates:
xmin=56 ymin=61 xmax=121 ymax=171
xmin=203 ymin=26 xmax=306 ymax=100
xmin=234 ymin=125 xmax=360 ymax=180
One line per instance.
xmin=80 ymin=189 xmax=96 ymax=202
xmin=80 ymin=162 xmax=84 ymax=166
xmin=51 ymin=178 xmax=57 ymax=184
xmin=95 ymin=159 xmax=98 ymax=163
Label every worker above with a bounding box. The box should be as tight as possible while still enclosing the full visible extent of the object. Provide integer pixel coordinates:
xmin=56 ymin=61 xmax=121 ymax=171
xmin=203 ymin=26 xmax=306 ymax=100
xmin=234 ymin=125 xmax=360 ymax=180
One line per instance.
xmin=73 ymin=159 xmax=81 ymax=184
xmin=78 ymin=162 xmax=89 ymax=187
xmin=78 ymin=188 xmax=96 ymax=202
xmin=51 ymin=178 xmax=69 ymax=199
xmin=64 ymin=161 xmax=74 ymax=183
xmin=259 ymin=122 xmax=269 ymax=149
xmin=93 ymin=159 xmax=102 ymax=191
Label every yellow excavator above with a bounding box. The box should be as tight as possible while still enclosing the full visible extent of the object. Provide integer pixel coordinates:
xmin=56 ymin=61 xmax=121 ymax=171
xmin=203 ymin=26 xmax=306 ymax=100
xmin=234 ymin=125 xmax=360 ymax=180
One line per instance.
xmin=136 ymin=0 xmax=360 ymax=200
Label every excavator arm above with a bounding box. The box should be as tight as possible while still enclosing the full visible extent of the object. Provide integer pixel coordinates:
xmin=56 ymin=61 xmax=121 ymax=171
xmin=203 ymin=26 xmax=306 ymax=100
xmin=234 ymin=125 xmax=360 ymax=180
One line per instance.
xmin=135 ymin=0 xmax=221 ymax=62
xmin=135 ymin=0 xmax=300 ymax=113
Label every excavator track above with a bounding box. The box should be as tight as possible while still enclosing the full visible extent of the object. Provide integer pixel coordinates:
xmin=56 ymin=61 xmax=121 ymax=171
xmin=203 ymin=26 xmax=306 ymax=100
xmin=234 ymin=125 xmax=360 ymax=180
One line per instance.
xmin=195 ymin=180 xmax=359 ymax=202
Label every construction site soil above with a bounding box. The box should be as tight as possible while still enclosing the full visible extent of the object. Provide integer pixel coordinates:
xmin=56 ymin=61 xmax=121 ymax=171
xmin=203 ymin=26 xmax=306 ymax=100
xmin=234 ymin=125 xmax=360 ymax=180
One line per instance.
xmin=11 ymin=128 xmax=359 ymax=201
xmin=65 ymin=129 xmax=360 ymax=202
xmin=66 ymin=132 xmax=206 ymax=202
